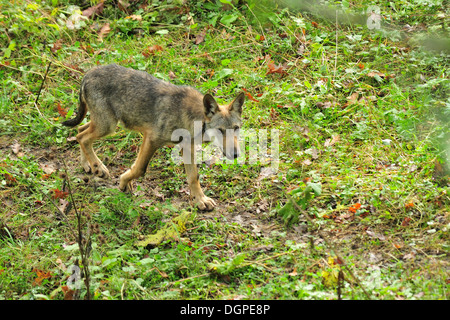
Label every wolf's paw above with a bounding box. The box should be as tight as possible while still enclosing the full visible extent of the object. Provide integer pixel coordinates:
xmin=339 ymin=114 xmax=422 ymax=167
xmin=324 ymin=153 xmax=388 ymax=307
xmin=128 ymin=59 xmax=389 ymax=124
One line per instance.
xmin=82 ymin=162 xmax=92 ymax=174
xmin=119 ymin=174 xmax=134 ymax=193
xmin=194 ymin=195 xmax=216 ymax=211
xmin=92 ymin=162 xmax=110 ymax=178
xmin=119 ymin=182 xmax=134 ymax=193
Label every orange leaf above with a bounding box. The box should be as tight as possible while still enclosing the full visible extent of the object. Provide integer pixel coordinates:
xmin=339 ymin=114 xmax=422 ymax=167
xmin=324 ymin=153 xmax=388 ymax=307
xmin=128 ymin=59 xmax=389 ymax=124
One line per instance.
xmin=267 ymin=61 xmax=288 ymax=76
xmin=142 ymin=45 xmax=163 ymax=57
xmin=52 ymin=189 xmax=69 ymax=200
xmin=405 ymin=202 xmax=414 ymax=209
xmin=348 ymin=203 xmax=361 ymax=213
xmin=242 ymin=88 xmax=259 ymax=102
xmin=62 ymin=285 xmax=76 ymax=300
xmin=402 ymin=217 xmax=412 ymax=226
xmin=311 ymin=21 xmax=319 ymax=28
xmin=33 ymin=269 xmax=52 ymax=285
xmin=57 ymin=102 xmax=68 ymax=117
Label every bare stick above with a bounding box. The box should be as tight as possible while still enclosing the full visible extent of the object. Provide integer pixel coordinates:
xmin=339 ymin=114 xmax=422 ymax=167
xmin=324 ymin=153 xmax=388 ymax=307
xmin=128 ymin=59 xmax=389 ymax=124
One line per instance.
xmin=34 ymin=61 xmax=52 ymax=107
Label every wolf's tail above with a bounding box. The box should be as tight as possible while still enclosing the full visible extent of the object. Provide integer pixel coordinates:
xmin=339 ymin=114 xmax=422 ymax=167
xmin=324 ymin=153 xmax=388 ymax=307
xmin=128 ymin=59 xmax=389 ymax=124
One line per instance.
xmin=62 ymin=85 xmax=87 ymax=127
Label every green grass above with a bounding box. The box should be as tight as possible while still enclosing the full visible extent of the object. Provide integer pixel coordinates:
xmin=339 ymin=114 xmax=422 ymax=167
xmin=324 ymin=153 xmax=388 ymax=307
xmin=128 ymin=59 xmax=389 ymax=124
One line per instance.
xmin=0 ymin=0 xmax=449 ymax=300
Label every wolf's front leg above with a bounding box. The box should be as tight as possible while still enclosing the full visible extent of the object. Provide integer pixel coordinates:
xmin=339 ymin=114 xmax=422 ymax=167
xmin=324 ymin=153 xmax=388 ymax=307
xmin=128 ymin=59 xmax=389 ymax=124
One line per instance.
xmin=184 ymin=162 xmax=215 ymax=211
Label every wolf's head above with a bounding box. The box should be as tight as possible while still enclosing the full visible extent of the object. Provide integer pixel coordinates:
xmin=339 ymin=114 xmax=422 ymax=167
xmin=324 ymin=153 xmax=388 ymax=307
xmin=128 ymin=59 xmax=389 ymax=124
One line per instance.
xmin=203 ymin=92 xmax=245 ymax=160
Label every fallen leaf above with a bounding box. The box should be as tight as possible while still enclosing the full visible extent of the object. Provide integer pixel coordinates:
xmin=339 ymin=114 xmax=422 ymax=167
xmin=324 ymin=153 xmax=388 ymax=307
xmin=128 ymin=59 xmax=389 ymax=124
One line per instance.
xmin=62 ymin=285 xmax=76 ymax=300
xmin=195 ymin=30 xmax=206 ymax=45
xmin=366 ymin=230 xmax=386 ymax=241
xmin=305 ymin=148 xmax=319 ymax=159
xmin=11 ymin=142 xmax=21 ymax=154
xmin=324 ymin=135 xmax=340 ymax=147
xmin=52 ymin=189 xmax=69 ymax=200
xmin=51 ymin=39 xmax=63 ymax=53
xmin=311 ymin=21 xmax=319 ymax=28
xmin=168 ymin=71 xmax=177 ymax=80
xmin=267 ymin=60 xmax=288 ymax=76
xmin=118 ymin=0 xmax=130 ymax=13
xmin=82 ymin=2 xmax=104 ymax=19
xmin=142 ymin=45 xmax=163 ymax=57
xmin=258 ymin=167 xmax=277 ymax=181
xmin=302 ymin=159 xmax=312 ymax=166
xmin=367 ymin=71 xmax=385 ymax=78
xmin=242 ymin=88 xmax=259 ymax=102
xmin=402 ymin=217 xmax=412 ymax=226
xmin=405 ymin=202 xmax=414 ymax=209
xmin=33 ymin=268 xmax=52 ymax=286
xmin=58 ymin=198 xmax=70 ymax=214
xmin=316 ymin=101 xmax=332 ymax=109
xmin=346 ymin=92 xmax=359 ymax=105
xmin=126 ymin=14 xmax=142 ymax=21
xmin=270 ymin=106 xmax=278 ymax=119
xmin=57 ymin=102 xmax=68 ymax=117
xmin=348 ymin=203 xmax=361 ymax=213
xmin=3 ymin=173 xmax=16 ymax=185
xmin=98 ymin=23 xmax=111 ymax=42
xmin=289 ymin=268 xmax=298 ymax=276
xmin=40 ymin=163 xmax=57 ymax=175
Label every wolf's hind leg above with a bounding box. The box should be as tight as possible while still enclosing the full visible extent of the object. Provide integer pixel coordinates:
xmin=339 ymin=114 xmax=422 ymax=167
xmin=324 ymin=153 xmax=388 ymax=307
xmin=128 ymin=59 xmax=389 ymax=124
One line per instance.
xmin=76 ymin=118 xmax=115 ymax=178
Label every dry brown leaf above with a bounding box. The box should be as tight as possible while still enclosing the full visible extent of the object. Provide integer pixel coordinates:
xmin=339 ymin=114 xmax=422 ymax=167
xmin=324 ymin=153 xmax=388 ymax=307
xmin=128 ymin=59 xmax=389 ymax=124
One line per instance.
xmin=98 ymin=23 xmax=111 ymax=42
xmin=58 ymin=198 xmax=70 ymax=214
xmin=367 ymin=71 xmax=385 ymax=78
xmin=168 ymin=71 xmax=177 ymax=80
xmin=118 ymin=0 xmax=130 ymax=13
xmin=195 ymin=30 xmax=206 ymax=45
xmin=11 ymin=142 xmax=21 ymax=154
xmin=126 ymin=14 xmax=142 ymax=21
xmin=51 ymin=39 xmax=63 ymax=53
xmin=324 ymin=135 xmax=340 ymax=147
xmin=346 ymin=92 xmax=359 ymax=104
xmin=40 ymin=163 xmax=57 ymax=175
xmin=82 ymin=2 xmax=104 ymax=19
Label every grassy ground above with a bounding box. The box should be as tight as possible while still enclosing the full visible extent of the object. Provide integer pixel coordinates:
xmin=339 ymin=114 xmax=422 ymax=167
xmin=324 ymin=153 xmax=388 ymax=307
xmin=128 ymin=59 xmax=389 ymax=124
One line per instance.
xmin=0 ymin=0 xmax=449 ymax=300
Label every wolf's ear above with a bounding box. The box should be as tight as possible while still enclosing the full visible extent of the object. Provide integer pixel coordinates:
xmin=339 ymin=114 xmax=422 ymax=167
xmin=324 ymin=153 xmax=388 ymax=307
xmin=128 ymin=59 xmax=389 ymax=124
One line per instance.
xmin=229 ymin=92 xmax=245 ymax=114
xmin=203 ymin=94 xmax=219 ymax=118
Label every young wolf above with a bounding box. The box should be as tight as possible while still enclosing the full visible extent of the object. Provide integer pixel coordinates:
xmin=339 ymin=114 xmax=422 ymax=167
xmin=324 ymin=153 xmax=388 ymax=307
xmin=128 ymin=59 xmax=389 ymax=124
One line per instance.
xmin=62 ymin=64 xmax=245 ymax=210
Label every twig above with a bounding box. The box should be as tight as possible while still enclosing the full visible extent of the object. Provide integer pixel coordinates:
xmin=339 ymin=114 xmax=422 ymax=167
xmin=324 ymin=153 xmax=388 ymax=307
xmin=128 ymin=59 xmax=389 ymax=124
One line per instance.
xmin=34 ymin=61 xmax=52 ymax=109
xmin=286 ymin=194 xmax=373 ymax=300
xmin=334 ymin=8 xmax=338 ymax=81
xmin=61 ymin=159 xmax=92 ymax=300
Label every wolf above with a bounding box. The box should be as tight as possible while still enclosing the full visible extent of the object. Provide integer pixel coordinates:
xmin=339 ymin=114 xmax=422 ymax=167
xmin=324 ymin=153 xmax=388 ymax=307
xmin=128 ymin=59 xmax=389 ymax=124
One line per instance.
xmin=62 ymin=64 xmax=245 ymax=210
